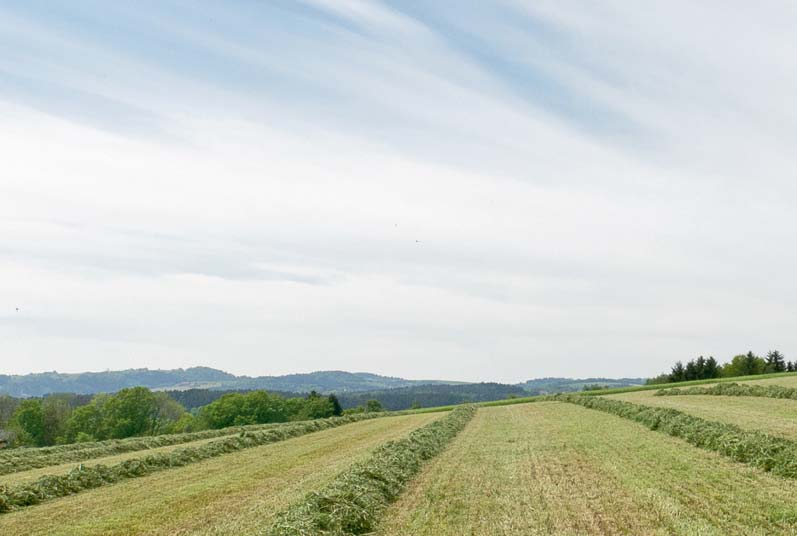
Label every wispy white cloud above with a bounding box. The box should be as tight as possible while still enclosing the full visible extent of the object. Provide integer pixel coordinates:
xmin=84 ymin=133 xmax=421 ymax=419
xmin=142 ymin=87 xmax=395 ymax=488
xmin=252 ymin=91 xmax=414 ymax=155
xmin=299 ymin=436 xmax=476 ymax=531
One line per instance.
xmin=1 ymin=1 xmax=795 ymax=381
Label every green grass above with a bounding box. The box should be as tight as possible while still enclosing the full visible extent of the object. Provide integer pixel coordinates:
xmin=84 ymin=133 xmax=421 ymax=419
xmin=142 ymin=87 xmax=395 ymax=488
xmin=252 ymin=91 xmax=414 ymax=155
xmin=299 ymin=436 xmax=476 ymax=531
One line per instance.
xmin=607 ymin=389 xmax=797 ymax=440
xmin=6 ymin=373 xmax=797 ymax=534
xmin=0 ymin=412 xmax=393 ymax=512
xmin=0 ymin=420 xmax=289 ymax=471
xmin=376 ymin=402 xmax=797 ymax=535
xmin=1 ymin=434 xmax=234 ymax=487
xmin=557 ymin=394 xmax=797 ymax=477
xmin=406 ymin=372 xmax=797 ymax=414
xmin=579 ymin=371 xmax=797 ymax=396
xmin=269 ymin=405 xmax=475 ymax=535
xmin=0 ymin=413 xmax=442 ymax=536
xmin=0 ymin=423 xmax=291 ymax=478
xmin=654 ymin=382 xmax=797 ymax=399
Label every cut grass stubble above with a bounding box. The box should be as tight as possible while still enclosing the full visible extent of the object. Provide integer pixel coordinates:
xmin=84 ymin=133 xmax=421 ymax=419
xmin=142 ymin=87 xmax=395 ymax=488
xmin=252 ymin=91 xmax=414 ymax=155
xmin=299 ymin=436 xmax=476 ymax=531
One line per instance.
xmin=555 ymin=394 xmax=797 ymax=478
xmin=376 ymin=402 xmax=797 ymax=536
xmin=0 ymin=413 xmax=444 ymax=536
xmin=268 ymin=405 xmax=476 ymax=536
xmin=0 ymin=412 xmax=393 ymax=513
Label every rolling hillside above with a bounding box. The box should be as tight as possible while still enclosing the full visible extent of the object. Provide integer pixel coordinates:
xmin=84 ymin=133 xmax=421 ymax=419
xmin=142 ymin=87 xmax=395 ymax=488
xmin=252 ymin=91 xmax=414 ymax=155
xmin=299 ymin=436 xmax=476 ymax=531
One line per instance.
xmin=3 ymin=373 xmax=797 ymax=534
xmin=0 ymin=368 xmax=460 ymax=397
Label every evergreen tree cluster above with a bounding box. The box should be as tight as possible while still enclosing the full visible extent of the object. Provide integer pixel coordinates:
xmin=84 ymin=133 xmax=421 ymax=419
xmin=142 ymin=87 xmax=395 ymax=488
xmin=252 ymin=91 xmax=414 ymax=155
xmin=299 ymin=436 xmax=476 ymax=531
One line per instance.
xmin=648 ymin=350 xmax=794 ymax=385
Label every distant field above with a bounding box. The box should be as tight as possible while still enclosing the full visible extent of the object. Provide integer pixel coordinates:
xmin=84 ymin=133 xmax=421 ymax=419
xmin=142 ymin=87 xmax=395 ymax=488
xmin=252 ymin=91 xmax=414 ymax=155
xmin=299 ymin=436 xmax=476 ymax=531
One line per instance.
xmin=0 ymin=413 xmax=440 ymax=535
xmin=742 ymin=375 xmax=797 ymax=389
xmin=575 ymin=371 xmax=797 ymax=397
xmin=376 ymin=403 xmax=797 ymax=535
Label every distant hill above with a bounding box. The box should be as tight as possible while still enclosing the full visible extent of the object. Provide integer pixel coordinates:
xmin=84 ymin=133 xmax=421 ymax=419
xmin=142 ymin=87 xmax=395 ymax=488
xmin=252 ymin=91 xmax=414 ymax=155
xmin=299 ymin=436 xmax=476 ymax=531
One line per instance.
xmin=334 ymin=382 xmax=528 ymax=411
xmin=0 ymin=367 xmax=646 ymax=399
xmin=518 ymin=377 xmax=645 ymax=395
xmin=227 ymin=371 xmax=460 ymax=394
xmin=166 ymin=382 xmax=529 ymax=412
xmin=0 ymin=367 xmax=460 ymax=397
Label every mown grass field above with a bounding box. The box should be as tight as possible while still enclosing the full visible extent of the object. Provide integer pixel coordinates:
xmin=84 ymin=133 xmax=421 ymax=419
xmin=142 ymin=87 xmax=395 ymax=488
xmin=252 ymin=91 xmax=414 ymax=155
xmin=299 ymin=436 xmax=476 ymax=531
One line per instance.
xmin=1 ymin=435 xmax=229 ymax=487
xmin=0 ymin=413 xmax=441 ymax=535
xmin=4 ymin=373 xmax=797 ymax=535
xmin=376 ymin=402 xmax=797 ymax=535
xmin=607 ymin=391 xmax=797 ymax=440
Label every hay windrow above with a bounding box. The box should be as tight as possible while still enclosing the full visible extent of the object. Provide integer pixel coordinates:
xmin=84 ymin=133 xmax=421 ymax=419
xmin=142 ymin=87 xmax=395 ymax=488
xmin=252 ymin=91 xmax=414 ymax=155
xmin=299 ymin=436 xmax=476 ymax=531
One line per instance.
xmin=555 ymin=394 xmax=797 ymax=478
xmin=267 ymin=405 xmax=476 ymax=536
xmin=655 ymin=382 xmax=797 ymax=400
xmin=0 ymin=412 xmax=391 ymax=513
xmin=0 ymin=421 xmax=294 ymax=476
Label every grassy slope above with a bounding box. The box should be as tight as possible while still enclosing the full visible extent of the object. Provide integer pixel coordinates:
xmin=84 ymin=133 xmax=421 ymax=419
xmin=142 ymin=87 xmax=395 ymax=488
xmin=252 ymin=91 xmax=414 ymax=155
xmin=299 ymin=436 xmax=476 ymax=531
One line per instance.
xmin=607 ymin=390 xmax=797 ymax=440
xmin=580 ymin=370 xmax=797 ymax=396
xmin=0 ymin=413 xmax=441 ymax=536
xmin=435 ymin=371 xmax=797 ymax=411
xmin=0 ymin=421 xmax=292 ymax=476
xmin=376 ymin=403 xmax=797 ymax=536
xmin=1 ymin=435 xmax=228 ymax=486
xmin=741 ymin=375 xmax=797 ymax=388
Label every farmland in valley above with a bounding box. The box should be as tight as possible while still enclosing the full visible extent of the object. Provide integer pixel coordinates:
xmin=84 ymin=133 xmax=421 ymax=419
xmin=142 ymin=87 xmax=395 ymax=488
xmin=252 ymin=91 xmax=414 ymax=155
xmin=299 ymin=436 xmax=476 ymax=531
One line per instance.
xmin=3 ymin=374 xmax=797 ymax=535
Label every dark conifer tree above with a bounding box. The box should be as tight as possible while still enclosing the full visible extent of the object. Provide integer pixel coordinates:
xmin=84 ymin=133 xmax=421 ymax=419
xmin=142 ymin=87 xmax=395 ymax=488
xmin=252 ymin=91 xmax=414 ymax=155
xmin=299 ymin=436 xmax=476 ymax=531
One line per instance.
xmin=669 ymin=361 xmax=686 ymax=382
xmin=766 ymin=350 xmax=786 ymax=372
xmin=684 ymin=360 xmax=698 ymax=381
xmin=327 ymin=394 xmax=343 ymax=416
xmin=704 ymin=356 xmax=720 ymax=379
xmin=695 ymin=356 xmax=707 ymax=379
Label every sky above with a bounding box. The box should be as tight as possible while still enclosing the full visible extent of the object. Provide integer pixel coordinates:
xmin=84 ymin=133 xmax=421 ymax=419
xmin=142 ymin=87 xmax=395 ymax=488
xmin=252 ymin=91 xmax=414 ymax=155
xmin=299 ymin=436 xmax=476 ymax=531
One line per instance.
xmin=1 ymin=1 xmax=796 ymax=382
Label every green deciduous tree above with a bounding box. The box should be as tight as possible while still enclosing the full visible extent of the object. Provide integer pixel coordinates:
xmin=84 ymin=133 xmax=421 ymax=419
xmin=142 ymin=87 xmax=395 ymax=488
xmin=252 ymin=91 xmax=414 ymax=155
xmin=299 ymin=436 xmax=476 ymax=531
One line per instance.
xmin=364 ymin=399 xmax=384 ymax=413
xmin=41 ymin=395 xmax=73 ymax=445
xmin=101 ymin=387 xmax=161 ymax=439
xmin=0 ymin=395 xmax=19 ymax=428
xmin=722 ymin=352 xmax=766 ymax=377
xmin=11 ymin=399 xmax=45 ymax=446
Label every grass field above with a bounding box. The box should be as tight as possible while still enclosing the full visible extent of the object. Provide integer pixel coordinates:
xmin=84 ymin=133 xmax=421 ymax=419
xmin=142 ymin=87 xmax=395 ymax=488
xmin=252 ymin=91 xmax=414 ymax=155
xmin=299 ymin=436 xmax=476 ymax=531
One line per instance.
xmin=1 ymin=434 xmax=229 ymax=486
xmin=743 ymin=375 xmax=797 ymax=388
xmin=574 ymin=371 xmax=797 ymax=397
xmin=0 ymin=421 xmax=291 ymax=476
xmin=4 ymin=373 xmax=797 ymax=535
xmin=607 ymin=390 xmax=797 ymax=440
xmin=376 ymin=403 xmax=797 ymax=536
xmin=0 ymin=413 xmax=440 ymax=535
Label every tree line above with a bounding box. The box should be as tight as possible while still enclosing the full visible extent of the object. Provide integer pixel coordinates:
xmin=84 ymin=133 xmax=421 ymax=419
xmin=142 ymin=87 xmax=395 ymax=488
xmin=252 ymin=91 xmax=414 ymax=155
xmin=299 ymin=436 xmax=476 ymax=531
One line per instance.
xmin=647 ymin=350 xmax=793 ymax=384
xmin=0 ymin=387 xmax=383 ymax=448
xmin=165 ymin=383 xmax=527 ymax=412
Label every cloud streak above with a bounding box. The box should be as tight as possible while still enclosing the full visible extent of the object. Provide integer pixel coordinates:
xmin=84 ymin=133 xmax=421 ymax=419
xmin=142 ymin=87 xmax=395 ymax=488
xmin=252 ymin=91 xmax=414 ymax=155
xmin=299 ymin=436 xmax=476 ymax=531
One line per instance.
xmin=1 ymin=1 xmax=796 ymax=381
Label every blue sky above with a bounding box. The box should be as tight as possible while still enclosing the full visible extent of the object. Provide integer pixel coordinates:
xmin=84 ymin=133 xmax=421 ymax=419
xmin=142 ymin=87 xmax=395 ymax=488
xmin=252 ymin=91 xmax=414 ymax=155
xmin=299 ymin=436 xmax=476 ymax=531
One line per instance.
xmin=1 ymin=1 xmax=796 ymax=381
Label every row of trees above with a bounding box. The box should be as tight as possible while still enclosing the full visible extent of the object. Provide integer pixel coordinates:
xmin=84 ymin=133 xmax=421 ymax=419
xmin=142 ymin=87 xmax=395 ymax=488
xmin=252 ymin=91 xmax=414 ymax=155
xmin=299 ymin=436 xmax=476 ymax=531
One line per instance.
xmin=5 ymin=388 xmax=187 ymax=446
xmin=168 ymin=383 xmax=526 ymax=413
xmin=0 ymin=388 xmax=363 ymax=448
xmin=196 ymin=390 xmax=345 ymax=429
xmin=648 ymin=350 xmax=793 ymax=385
